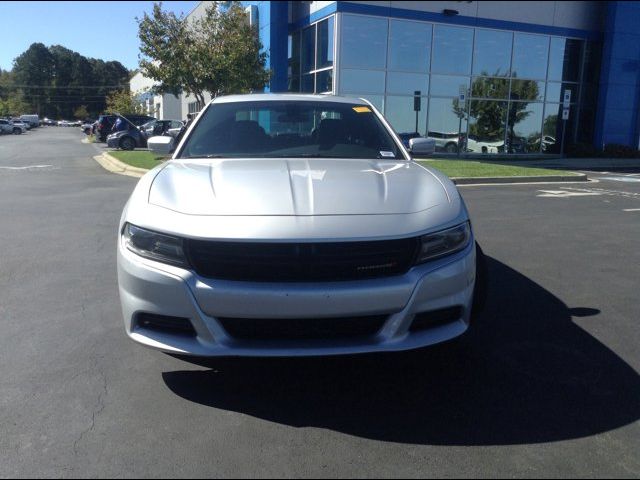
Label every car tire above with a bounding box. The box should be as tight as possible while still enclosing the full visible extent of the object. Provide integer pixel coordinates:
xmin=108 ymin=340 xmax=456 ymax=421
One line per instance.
xmin=445 ymin=142 xmax=457 ymax=153
xmin=120 ymin=136 xmax=136 ymax=151
xmin=13 ymin=128 xmax=22 ymax=135
xmin=470 ymin=241 xmax=488 ymax=322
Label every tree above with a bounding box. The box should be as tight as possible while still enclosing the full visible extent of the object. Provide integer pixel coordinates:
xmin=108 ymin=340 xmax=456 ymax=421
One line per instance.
xmin=137 ymin=1 xmax=270 ymax=107
xmin=105 ymin=89 xmax=145 ymax=115
xmin=73 ymin=105 xmax=89 ymax=120
xmin=451 ymin=73 xmax=541 ymax=148
xmin=12 ymin=43 xmax=54 ymax=115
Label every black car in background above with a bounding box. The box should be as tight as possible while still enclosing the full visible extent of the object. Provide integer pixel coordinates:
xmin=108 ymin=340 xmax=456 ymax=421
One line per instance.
xmin=95 ymin=114 xmax=155 ymax=142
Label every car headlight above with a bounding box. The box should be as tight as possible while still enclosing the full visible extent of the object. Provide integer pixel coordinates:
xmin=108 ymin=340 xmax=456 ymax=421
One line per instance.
xmin=415 ymin=221 xmax=471 ymax=264
xmin=122 ymin=223 xmax=188 ymax=267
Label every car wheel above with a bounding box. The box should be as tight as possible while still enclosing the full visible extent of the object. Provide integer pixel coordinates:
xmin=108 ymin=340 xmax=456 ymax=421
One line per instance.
xmin=470 ymin=241 xmax=488 ymax=322
xmin=445 ymin=142 xmax=457 ymax=153
xmin=120 ymin=136 xmax=136 ymax=151
xmin=13 ymin=128 xmax=22 ymax=135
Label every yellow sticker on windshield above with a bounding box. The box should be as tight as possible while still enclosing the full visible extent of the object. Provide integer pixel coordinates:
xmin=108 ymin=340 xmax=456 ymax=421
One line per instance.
xmin=353 ymin=106 xmax=372 ymax=113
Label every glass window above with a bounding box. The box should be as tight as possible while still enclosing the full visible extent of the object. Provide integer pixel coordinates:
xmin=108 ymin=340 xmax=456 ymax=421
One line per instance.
xmin=178 ymin=100 xmax=404 ymax=159
xmin=510 ymin=79 xmax=545 ymax=101
xmin=301 ymin=73 xmax=314 ymax=93
xmin=386 ymin=72 xmax=429 ymax=96
xmin=507 ymin=102 xmax=544 ymax=153
xmin=467 ymin=100 xmax=508 ymax=154
xmin=546 ymin=82 xmax=578 ymax=103
xmin=388 ymin=20 xmax=431 ymax=72
xmin=341 ymin=15 xmax=388 ymax=69
xmin=316 ymin=17 xmax=334 ymax=70
xmin=288 ymin=32 xmax=300 ymax=77
xmin=427 ymin=97 xmax=467 ymax=150
xmin=288 ymin=75 xmax=300 ymax=93
xmin=340 ymin=69 xmax=386 ymax=94
xmin=581 ymin=83 xmax=598 ymax=108
xmin=548 ymin=38 xmax=583 ymax=82
xmin=385 ymin=95 xmax=427 ymax=135
xmin=432 ymin=25 xmax=473 ymax=75
xmin=302 ymin=26 xmax=315 ymax=73
xmin=470 ymin=77 xmax=510 ymax=99
xmin=473 ymin=29 xmax=512 ymax=77
xmin=316 ymin=69 xmax=333 ymax=94
xmin=542 ymin=103 xmax=561 ymax=153
xmin=430 ymin=75 xmax=470 ymax=97
xmin=512 ymin=33 xmax=549 ymax=80
xmin=583 ymin=41 xmax=602 ymax=84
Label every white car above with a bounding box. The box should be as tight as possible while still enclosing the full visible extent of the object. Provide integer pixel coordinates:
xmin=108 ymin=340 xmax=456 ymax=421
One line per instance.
xmin=117 ymin=94 xmax=487 ymax=357
xmin=464 ymin=135 xmax=504 ymax=154
xmin=11 ymin=119 xmax=30 ymax=130
xmin=0 ymin=119 xmax=26 ymax=134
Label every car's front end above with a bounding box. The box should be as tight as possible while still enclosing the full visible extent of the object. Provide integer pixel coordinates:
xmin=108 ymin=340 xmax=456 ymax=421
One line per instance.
xmin=117 ymin=94 xmax=482 ymax=357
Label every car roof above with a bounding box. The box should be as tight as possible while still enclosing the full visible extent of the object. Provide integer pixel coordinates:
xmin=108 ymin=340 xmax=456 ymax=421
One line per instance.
xmin=210 ymin=93 xmax=371 ymax=106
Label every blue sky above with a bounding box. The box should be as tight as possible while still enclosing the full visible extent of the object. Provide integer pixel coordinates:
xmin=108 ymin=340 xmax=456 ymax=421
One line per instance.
xmin=0 ymin=1 xmax=198 ymax=71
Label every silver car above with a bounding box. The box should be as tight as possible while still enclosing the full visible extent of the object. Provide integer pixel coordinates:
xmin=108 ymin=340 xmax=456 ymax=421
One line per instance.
xmin=117 ymin=94 xmax=485 ymax=357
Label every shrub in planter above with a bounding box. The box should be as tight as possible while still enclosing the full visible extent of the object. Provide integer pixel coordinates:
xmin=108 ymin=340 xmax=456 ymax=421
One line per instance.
xmin=603 ymin=143 xmax=639 ymax=158
xmin=566 ymin=142 xmax=598 ymax=158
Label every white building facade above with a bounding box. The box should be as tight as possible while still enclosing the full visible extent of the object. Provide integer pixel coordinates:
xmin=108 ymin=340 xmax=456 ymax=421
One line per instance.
xmin=129 ymin=71 xmax=182 ymax=121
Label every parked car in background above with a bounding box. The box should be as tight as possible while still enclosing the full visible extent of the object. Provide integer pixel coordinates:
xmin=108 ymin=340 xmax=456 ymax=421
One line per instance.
xmin=0 ymin=119 xmax=26 ymax=134
xmin=95 ymin=115 xmax=117 ymax=141
xmin=20 ymin=114 xmax=40 ymax=128
xmin=141 ymin=119 xmax=184 ymax=138
xmin=42 ymin=118 xmax=56 ymax=126
xmin=426 ymin=131 xmax=462 ymax=153
xmin=464 ymin=134 xmax=504 ymax=154
xmin=107 ymin=126 xmax=148 ymax=150
xmin=98 ymin=114 xmax=155 ymax=142
xmin=81 ymin=120 xmax=95 ymax=135
xmin=10 ymin=119 xmax=30 ymax=131
xmin=106 ymin=115 xmax=155 ymax=150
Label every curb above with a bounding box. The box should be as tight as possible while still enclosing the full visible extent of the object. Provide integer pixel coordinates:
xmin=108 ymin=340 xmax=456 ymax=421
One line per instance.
xmin=452 ymin=173 xmax=589 ymax=185
xmin=94 ymin=152 xmax=148 ymax=178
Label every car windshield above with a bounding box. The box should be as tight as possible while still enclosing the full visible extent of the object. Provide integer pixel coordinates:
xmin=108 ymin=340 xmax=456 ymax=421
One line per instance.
xmin=177 ymin=100 xmax=404 ymax=160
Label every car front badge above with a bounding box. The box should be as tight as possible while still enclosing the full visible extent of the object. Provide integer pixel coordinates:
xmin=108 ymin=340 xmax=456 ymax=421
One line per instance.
xmin=379 ymin=151 xmax=395 ymax=157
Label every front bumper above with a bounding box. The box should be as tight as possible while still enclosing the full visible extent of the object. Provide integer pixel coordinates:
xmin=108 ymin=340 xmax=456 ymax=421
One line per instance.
xmin=117 ymin=237 xmax=476 ymax=357
xmin=106 ymin=136 xmax=120 ymax=148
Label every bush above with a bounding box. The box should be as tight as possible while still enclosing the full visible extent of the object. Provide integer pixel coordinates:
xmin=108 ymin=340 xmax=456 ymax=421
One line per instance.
xmin=565 ymin=142 xmax=640 ymax=158
xmin=602 ymin=143 xmax=639 ymax=158
xmin=566 ymin=142 xmax=598 ymax=158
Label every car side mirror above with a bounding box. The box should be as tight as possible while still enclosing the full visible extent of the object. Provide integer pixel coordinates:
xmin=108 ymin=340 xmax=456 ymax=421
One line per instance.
xmin=408 ymin=137 xmax=436 ymax=156
xmin=148 ymin=136 xmax=175 ymax=155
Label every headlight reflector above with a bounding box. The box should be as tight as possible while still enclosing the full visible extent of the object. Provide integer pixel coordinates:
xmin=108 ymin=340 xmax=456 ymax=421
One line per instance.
xmin=416 ymin=222 xmax=471 ymax=264
xmin=122 ymin=223 xmax=188 ymax=267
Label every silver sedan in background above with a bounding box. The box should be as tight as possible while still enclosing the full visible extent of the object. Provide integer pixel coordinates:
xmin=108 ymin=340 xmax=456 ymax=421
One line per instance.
xmin=117 ymin=94 xmax=487 ymax=357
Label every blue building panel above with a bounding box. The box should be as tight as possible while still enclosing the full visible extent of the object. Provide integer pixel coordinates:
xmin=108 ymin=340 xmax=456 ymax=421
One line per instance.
xmin=594 ymin=1 xmax=640 ymax=149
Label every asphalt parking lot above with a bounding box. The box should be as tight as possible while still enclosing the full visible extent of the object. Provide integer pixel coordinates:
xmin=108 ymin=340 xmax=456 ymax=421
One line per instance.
xmin=1 ymin=127 xmax=639 ymax=478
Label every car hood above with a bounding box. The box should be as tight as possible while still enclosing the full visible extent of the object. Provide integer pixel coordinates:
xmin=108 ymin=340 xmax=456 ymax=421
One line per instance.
xmin=148 ymin=158 xmax=449 ymax=216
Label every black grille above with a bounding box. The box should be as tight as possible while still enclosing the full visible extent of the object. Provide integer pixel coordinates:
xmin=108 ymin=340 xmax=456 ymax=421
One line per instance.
xmin=185 ymin=237 xmax=419 ymax=282
xmin=136 ymin=313 xmax=197 ymax=336
xmin=409 ymin=306 xmax=462 ymax=332
xmin=218 ymin=315 xmax=388 ymax=341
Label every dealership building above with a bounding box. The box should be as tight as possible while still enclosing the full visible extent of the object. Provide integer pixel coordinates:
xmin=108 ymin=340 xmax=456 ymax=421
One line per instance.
xmin=143 ymin=1 xmax=640 ymax=155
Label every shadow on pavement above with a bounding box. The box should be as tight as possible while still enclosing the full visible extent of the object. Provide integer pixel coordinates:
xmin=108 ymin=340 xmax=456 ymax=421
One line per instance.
xmin=162 ymin=257 xmax=640 ymax=446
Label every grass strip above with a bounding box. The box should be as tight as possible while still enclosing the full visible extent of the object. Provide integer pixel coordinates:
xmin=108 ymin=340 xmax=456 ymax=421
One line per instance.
xmin=418 ymin=159 xmax=577 ymax=178
xmin=109 ymin=151 xmax=168 ymax=170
